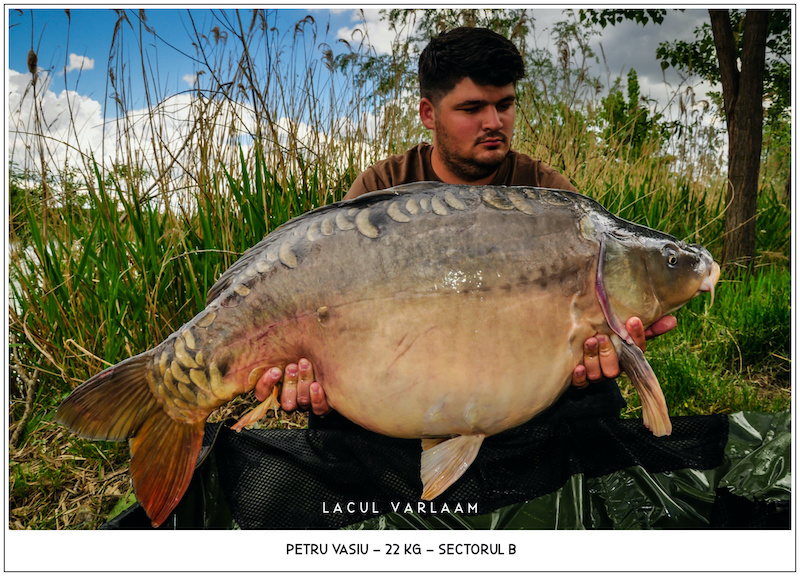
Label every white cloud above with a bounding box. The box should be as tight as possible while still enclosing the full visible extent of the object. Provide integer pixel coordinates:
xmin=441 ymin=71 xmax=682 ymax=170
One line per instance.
xmin=65 ymin=53 xmax=94 ymax=73
xmin=183 ymin=74 xmax=197 ymax=87
xmin=8 ymin=69 xmax=104 ymax=175
xmin=6 ymin=68 xmax=351 ymax=200
xmin=336 ymin=9 xmax=396 ymax=55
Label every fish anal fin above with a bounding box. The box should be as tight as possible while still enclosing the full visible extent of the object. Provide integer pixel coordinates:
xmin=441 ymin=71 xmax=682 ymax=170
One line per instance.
xmin=420 ymin=434 xmax=485 ymax=500
xmin=616 ymin=337 xmax=672 ymax=437
xmin=231 ymin=386 xmax=282 ymax=432
xmin=129 ymin=412 xmax=204 ymax=527
xmin=421 ymin=438 xmax=446 ymax=451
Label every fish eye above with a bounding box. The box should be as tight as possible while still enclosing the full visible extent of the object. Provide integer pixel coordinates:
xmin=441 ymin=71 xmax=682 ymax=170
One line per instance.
xmin=666 ymin=250 xmax=678 ymax=268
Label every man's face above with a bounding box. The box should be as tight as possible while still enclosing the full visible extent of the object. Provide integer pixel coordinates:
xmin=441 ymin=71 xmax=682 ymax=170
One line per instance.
xmin=420 ymin=77 xmax=516 ymax=183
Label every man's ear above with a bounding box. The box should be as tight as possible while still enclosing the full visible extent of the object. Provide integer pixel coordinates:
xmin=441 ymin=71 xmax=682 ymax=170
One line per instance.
xmin=419 ymin=98 xmax=436 ymax=130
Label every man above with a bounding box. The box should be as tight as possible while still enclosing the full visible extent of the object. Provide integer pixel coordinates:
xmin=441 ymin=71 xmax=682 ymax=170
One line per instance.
xmin=254 ymin=26 xmax=675 ymax=419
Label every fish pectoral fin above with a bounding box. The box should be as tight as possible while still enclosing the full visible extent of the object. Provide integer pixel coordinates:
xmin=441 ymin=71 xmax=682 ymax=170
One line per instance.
xmin=420 ymin=434 xmax=485 ymax=500
xmin=616 ymin=337 xmax=672 ymax=437
xmin=231 ymin=386 xmax=281 ymax=432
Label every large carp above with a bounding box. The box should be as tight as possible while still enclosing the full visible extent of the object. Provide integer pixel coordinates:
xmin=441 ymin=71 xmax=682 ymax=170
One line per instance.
xmin=56 ymin=182 xmax=720 ymax=526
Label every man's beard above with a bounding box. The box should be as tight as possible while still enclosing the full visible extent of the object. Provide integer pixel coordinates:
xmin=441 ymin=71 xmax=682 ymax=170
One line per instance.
xmin=435 ymin=120 xmax=508 ymax=181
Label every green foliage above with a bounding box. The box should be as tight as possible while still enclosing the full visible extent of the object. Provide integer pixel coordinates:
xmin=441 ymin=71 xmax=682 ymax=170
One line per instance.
xmin=759 ymin=110 xmax=792 ymax=200
xmin=385 ymin=8 xmax=533 ymax=45
xmin=9 ymin=164 xmax=40 ymax=242
xmin=107 ymin=489 xmax=137 ymax=520
xmin=581 ymin=9 xmax=790 ymax=128
xmin=656 ymin=20 xmax=720 ymax=81
xmin=579 ymin=9 xmax=667 ymax=28
xmin=575 ymin=8 xmax=791 ymax=266
xmin=9 ymin=151 xmax=332 ymax=404
xmin=599 ymin=69 xmax=667 ymax=159
xmin=654 ymin=9 xmax=791 ymax=124
xmin=9 ymin=162 xmax=87 ymax=244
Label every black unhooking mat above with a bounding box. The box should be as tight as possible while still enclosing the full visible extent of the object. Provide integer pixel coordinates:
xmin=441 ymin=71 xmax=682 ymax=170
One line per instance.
xmin=101 ymin=381 xmax=791 ymax=530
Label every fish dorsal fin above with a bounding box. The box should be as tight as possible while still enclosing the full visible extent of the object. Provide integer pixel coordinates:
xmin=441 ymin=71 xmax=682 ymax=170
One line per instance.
xmin=614 ymin=335 xmax=672 ymax=437
xmin=420 ymin=434 xmax=485 ymax=500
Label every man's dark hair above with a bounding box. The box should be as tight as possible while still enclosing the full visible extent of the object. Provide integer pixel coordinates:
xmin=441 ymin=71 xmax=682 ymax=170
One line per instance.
xmin=418 ymin=27 xmax=525 ymax=104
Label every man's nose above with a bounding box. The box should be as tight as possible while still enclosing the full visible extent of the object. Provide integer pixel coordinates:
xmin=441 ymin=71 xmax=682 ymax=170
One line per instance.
xmin=482 ymin=107 xmax=503 ymax=131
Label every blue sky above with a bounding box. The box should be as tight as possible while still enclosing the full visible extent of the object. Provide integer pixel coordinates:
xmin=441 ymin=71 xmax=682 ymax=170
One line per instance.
xmin=8 ymin=8 xmax=364 ymax=109
xmin=9 ymin=8 xmax=713 ymax=113
xmin=7 ymin=8 xmax=716 ymax=178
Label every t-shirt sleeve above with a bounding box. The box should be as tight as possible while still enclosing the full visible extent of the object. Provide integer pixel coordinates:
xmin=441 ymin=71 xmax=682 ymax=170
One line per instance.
xmin=343 ymin=144 xmax=432 ymax=200
xmin=538 ymin=165 xmax=577 ymax=192
xmin=344 ymin=168 xmax=385 ymax=200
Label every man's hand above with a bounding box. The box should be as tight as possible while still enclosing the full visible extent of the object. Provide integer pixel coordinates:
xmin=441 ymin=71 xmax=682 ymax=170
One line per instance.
xmin=571 ymin=315 xmax=677 ymax=388
xmin=254 ymin=358 xmax=331 ymax=416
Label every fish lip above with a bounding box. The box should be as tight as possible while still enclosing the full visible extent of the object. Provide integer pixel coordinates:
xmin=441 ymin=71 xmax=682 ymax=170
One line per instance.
xmin=696 ymin=261 xmax=721 ymax=307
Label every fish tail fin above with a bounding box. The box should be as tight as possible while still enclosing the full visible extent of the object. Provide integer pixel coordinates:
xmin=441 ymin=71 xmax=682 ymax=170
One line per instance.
xmin=616 ymin=339 xmax=673 ymax=437
xmin=55 ymin=352 xmax=204 ymax=527
xmin=129 ymin=409 xmax=204 ymax=527
xmin=55 ymin=352 xmax=159 ymax=442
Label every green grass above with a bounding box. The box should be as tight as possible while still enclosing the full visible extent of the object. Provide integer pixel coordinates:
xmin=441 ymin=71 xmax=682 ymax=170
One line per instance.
xmin=619 ymin=268 xmax=791 ymax=419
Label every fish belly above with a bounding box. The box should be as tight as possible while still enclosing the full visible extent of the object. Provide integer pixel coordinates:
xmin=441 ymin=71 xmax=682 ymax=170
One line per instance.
xmin=314 ymin=286 xmax=600 ymax=439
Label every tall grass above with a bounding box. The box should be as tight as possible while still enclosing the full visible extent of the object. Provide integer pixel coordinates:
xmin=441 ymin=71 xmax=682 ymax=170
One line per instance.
xmin=8 ymin=9 xmax=791 ymax=529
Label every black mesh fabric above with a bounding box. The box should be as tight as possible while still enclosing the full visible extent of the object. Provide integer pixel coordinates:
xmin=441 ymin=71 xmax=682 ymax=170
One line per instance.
xmin=101 ymin=380 xmax=734 ymax=529
xmin=212 ymin=408 xmax=728 ymax=528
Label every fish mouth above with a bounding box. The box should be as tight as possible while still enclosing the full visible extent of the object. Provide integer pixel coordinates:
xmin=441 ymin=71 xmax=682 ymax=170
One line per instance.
xmin=697 ymin=261 xmax=721 ymax=307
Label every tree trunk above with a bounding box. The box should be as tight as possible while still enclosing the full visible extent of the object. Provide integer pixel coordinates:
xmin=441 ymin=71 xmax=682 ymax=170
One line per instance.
xmin=709 ymin=9 xmax=770 ymax=268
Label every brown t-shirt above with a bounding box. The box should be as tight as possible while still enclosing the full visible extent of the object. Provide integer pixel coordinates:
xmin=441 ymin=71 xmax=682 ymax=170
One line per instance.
xmin=345 ymin=143 xmax=576 ymax=199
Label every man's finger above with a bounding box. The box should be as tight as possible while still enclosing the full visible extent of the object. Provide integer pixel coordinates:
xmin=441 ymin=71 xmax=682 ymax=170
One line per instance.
xmin=572 ymin=364 xmax=588 ymax=388
xmin=296 ymin=358 xmax=314 ymax=408
xmin=596 ymin=335 xmax=621 ymax=379
xmin=644 ymin=315 xmax=677 ymax=340
xmin=255 ymin=367 xmax=282 ymax=402
xmin=281 ymin=363 xmax=299 ymax=412
xmin=583 ymin=337 xmax=602 ymax=382
xmin=626 ymin=317 xmax=646 ymax=352
xmin=310 ymin=382 xmax=331 ymax=415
